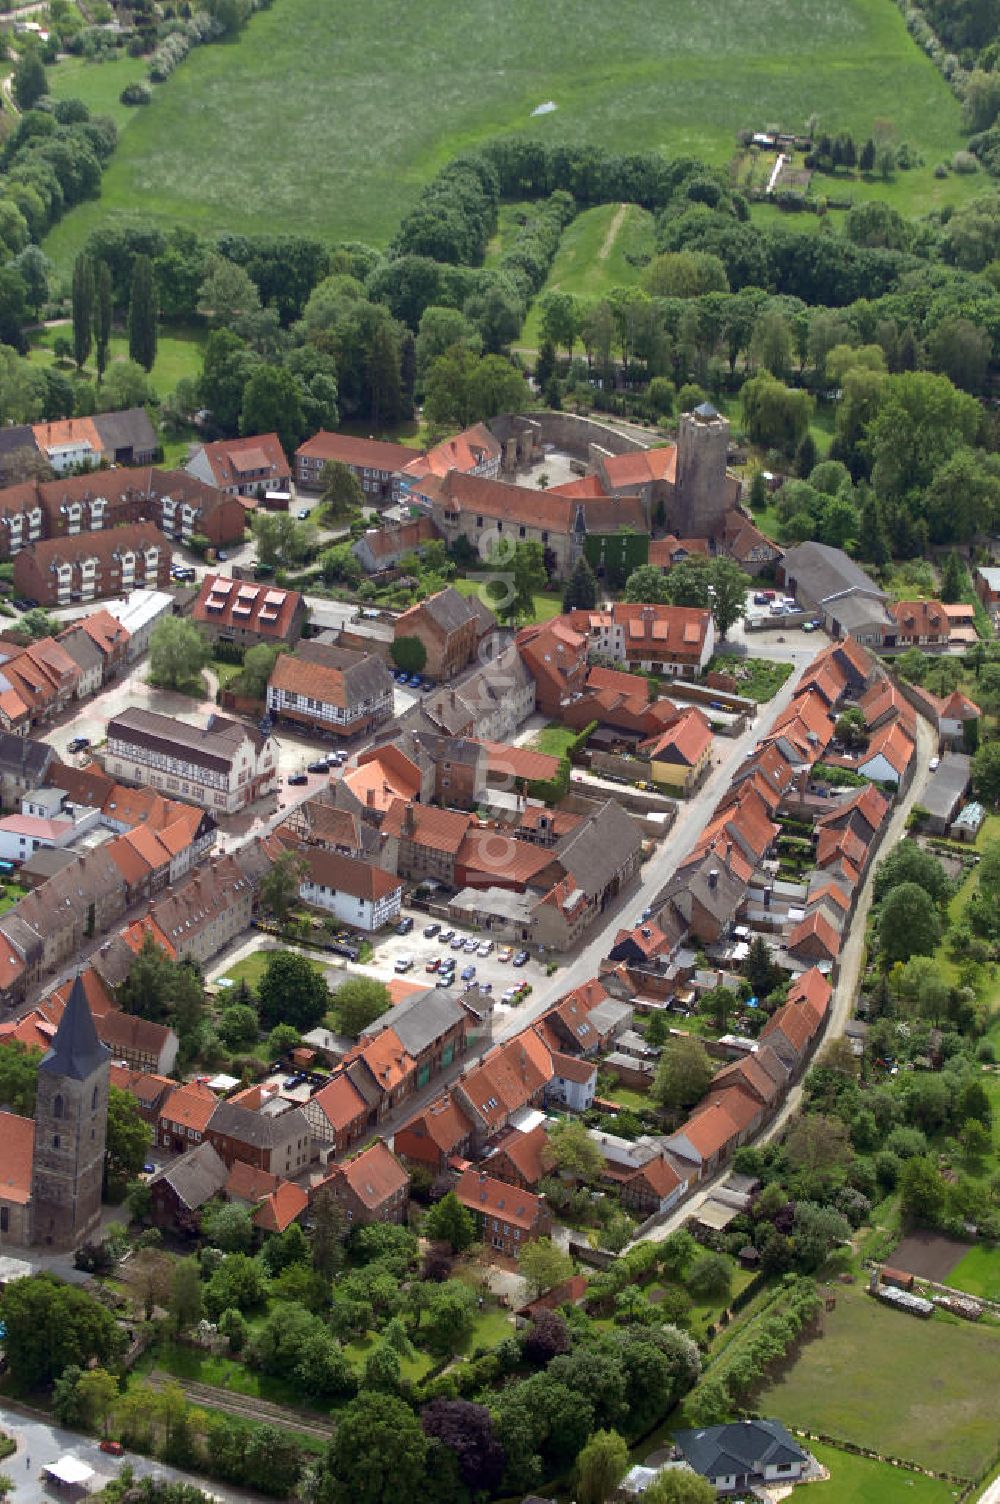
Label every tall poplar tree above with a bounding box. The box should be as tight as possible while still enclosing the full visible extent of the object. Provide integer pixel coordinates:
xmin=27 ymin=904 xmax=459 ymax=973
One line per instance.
xmin=128 ymin=254 xmax=157 ymax=373
xmin=94 ymin=261 xmax=113 ymax=384
xmin=71 ymin=254 xmax=94 ymax=371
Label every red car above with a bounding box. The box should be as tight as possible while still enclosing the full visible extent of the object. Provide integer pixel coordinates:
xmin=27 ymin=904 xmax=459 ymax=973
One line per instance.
xmin=99 ymin=1441 xmax=124 ymax=1456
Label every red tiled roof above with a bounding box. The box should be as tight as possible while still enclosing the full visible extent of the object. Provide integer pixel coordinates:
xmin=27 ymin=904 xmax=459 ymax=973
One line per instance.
xmin=549 ymin=1049 xmax=597 ymax=1084
xmin=787 ymin=966 xmax=833 ymax=1018
xmin=226 ymin=1160 xmax=279 ymax=1203
xmin=312 ymin=1074 xmax=368 ymax=1132
xmin=334 ymin=1139 xmax=409 ymax=1210
xmin=193 ymin=573 xmax=302 ymax=641
xmin=455 ymin=1167 xmax=545 ymax=1230
xmin=0 ymin=1111 xmax=35 ymax=1202
xmin=381 ymin=800 xmax=471 ymax=854
xmin=195 ymin=432 xmax=290 ymax=488
xmin=396 ymin=1096 xmax=473 ymax=1156
xmin=640 ymin=707 xmax=712 ymax=766
xmin=160 ymin=1081 xmax=217 ymax=1134
xmin=302 ymin=845 xmax=402 ymax=902
xmin=601 ymin=445 xmax=677 ymax=489
xmin=787 ymin=909 xmax=841 ymax=960
xmin=456 ymin=828 xmax=556 ymax=887
xmin=254 ymin=1179 xmax=309 ymax=1233
xmin=488 ymin=1122 xmax=550 ymax=1186
xmin=477 ymin=740 xmax=563 ymax=784
xmin=297 ymin=431 xmax=417 ymax=473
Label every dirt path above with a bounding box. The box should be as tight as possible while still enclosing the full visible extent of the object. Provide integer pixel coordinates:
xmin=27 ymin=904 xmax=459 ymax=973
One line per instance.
xmin=598 ymin=202 xmax=628 ymax=260
xmin=147 ymin=1371 xmax=336 ymax=1441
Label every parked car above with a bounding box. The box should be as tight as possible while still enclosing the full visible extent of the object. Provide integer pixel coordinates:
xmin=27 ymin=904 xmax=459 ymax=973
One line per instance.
xmin=217 ymin=550 xmax=228 ymax=562
xmin=929 ymin=756 xmax=941 ymax=771
xmin=473 ymin=980 xmax=493 ymax=994
xmin=307 ymin=759 xmax=329 ymax=774
xmin=497 ymin=946 xmax=513 ymax=962
xmin=330 ymin=941 xmax=359 ymax=960
xmin=297 ymin=507 xmax=310 ymax=521
xmin=408 ymin=675 xmax=422 ymax=688
xmin=68 ymin=736 xmax=90 ymax=753
xmin=438 ymin=929 xmax=455 ymax=944
xmin=752 ymin=592 xmax=770 ymax=605
xmin=99 ymin=1441 xmax=125 ymax=1457
xmin=451 ymin=935 xmax=466 ymax=950
xmin=396 ymin=916 xmax=414 ymax=935
xmin=287 ymin=773 xmax=308 ymax=786
xmin=423 ymin=922 xmax=441 ymax=938
xmin=502 ymin=986 xmax=521 ymax=1003
xmin=460 ymin=964 xmax=476 ymax=981
xmin=478 ymin=940 xmax=493 ymax=956
xmin=802 ymin=621 xmax=817 ymax=632
xmin=463 ymin=936 xmax=479 ymax=952
xmin=512 ymin=950 xmax=530 ymax=967
xmin=394 ymin=956 xmax=413 ymax=973
xmin=425 ymin=956 xmax=440 ymax=973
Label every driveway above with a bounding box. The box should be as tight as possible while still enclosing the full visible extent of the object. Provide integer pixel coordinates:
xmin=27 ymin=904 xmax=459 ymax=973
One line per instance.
xmin=0 ymin=1402 xmax=267 ymax=1503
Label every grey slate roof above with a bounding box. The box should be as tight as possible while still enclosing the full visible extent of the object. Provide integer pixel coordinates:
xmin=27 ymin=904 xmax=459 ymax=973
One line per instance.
xmin=782 ymin=542 xmax=888 ymax=608
xmin=92 ymin=407 xmax=158 ymax=458
xmin=673 ymin=1419 xmax=806 ymax=1481
xmin=57 ymin=627 xmax=104 ymax=679
xmin=0 ymin=732 xmax=52 ymax=784
xmin=922 ymin=752 xmax=971 ymax=819
xmin=422 ymin=586 xmax=488 ymax=637
xmin=294 ymin=639 xmax=394 ymax=704
xmin=150 ymin=1141 xmax=228 ymax=1211
xmin=0 ymin=424 xmax=41 ymax=463
xmin=207 ymin=1100 xmax=309 ymax=1149
xmin=361 ymin=984 xmax=465 ymax=1056
xmin=555 ymin=799 xmax=642 ymax=898
xmin=39 ymin=971 xmax=109 ymax=1081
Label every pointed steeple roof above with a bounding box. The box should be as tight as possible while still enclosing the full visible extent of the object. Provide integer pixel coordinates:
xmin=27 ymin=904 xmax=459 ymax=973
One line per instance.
xmin=39 ymin=972 xmax=109 ymax=1081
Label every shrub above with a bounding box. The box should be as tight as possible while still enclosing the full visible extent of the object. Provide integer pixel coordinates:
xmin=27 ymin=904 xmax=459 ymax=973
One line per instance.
xmin=120 ymin=81 xmax=152 ymax=106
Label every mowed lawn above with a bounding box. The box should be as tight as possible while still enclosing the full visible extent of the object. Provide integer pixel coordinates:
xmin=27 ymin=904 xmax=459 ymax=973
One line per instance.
xmin=28 ymin=324 xmax=206 ymax=403
xmin=806 ymin=1442 xmax=960 ymax=1504
xmin=949 ymin=1243 xmax=1000 ymax=1301
xmin=43 ymin=0 xmax=971 ymax=272
xmin=759 ymin=1286 xmax=1000 ymax=1477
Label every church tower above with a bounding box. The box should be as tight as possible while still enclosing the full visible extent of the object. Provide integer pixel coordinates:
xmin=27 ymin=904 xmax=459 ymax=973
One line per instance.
xmin=30 ymin=974 xmax=110 ymax=1248
xmin=673 ymin=402 xmax=731 ymax=540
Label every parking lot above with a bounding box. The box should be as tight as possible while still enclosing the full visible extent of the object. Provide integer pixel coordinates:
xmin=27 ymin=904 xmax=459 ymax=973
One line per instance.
xmin=368 ymin=912 xmax=550 ymax=1025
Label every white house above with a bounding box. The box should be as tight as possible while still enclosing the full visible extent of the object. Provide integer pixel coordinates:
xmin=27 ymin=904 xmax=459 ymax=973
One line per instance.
xmin=545 ymin=1053 xmax=597 ymax=1112
xmin=299 ymin=847 xmax=402 ymax=932
xmin=672 ymin=1420 xmax=809 ymax=1495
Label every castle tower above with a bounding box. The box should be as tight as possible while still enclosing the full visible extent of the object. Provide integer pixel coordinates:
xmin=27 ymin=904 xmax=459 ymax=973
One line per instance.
xmin=673 ymin=402 xmax=731 ymax=540
xmin=30 ymin=973 xmax=110 ymax=1248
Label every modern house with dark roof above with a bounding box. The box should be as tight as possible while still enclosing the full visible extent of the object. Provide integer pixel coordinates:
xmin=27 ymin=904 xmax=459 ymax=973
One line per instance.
xmin=671 ymin=1420 xmax=809 ymax=1494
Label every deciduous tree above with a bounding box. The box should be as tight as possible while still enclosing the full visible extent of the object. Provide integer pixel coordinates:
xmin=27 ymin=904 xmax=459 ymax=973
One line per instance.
xmin=148 ymin=616 xmax=209 ymax=691
xmin=652 ymin=1035 xmax=713 ymax=1113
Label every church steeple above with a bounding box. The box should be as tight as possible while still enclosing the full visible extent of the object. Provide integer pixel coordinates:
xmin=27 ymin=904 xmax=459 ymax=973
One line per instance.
xmin=40 ymin=973 xmax=109 ymax=1082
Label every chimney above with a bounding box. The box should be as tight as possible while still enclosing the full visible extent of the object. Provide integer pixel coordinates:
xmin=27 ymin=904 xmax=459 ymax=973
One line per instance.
xmin=708 ymin=869 xmax=719 ymax=889
xmin=367 ymin=789 xmax=376 ymax=808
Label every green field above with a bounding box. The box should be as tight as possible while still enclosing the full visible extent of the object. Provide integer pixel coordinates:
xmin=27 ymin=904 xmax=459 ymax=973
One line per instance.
xmin=43 ymin=0 xmax=974 ymax=273
xmin=759 ymin=1286 xmax=1000 ymax=1477
xmin=948 ymin=1243 xmax=1000 ymax=1301
xmin=48 ymin=52 xmax=150 ymax=128
xmin=520 ymin=203 xmax=655 ymax=347
xmin=28 ymin=324 xmax=205 ymax=403
xmin=806 ymin=1442 xmax=960 ymax=1504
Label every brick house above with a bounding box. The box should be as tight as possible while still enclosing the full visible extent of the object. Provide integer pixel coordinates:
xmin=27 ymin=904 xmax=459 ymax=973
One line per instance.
xmin=313 ymin=1138 xmax=410 ymax=1228
xmin=295 ymin=432 xmax=417 ymax=503
xmin=148 ymin=1142 xmax=228 ymax=1235
xmin=482 ymin=1123 xmax=549 ymax=1191
xmin=394 ymin=587 xmax=495 ymax=681
xmin=454 ymin=1167 xmax=552 ymax=1257
xmin=158 ymin=1081 xmax=219 ymax=1153
xmin=206 ymin=1100 xmax=312 ymax=1178
xmin=304 ymin=1075 xmax=369 ymax=1159
xmin=13 ymin=522 xmax=171 ymax=607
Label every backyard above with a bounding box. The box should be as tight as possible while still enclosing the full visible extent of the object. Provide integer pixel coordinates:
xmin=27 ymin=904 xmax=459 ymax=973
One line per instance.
xmin=758 ymin=1284 xmax=1000 ymax=1477
xmin=41 ymin=0 xmax=976 ymax=274
xmin=806 ymin=1441 xmax=961 ymax=1504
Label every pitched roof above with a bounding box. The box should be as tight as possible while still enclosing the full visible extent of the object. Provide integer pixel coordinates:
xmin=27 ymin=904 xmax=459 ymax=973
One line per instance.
xmin=363 ymin=985 xmax=465 ymax=1058
xmin=396 ymin=1095 xmax=473 ymax=1156
xmin=160 ymin=1081 xmax=218 ymax=1134
xmin=331 ymin=1138 xmax=409 ymax=1210
xmin=477 ymin=740 xmax=563 ymax=784
xmin=674 ymin=1420 xmax=807 ymax=1481
xmin=32 ymin=416 xmax=102 ymax=455
xmin=207 ymin=1100 xmax=310 ymax=1149
xmin=456 ymin=827 xmax=556 ymax=887
xmin=17 ymin=521 xmax=166 ymax=575
xmin=601 ymin=445 xmax=677 ymax=489
xmin=787 ymin=967 xmax=833 ymax=1016
xmin=0 ymin=1110 xmax=34 ymax=1203
xmin=192 ymin=574 xmax=303 ymax=641
xmin=302 ymin=845 xmax=402 ymax=902
xmin=430 ymin=467 xmax=647 ymax=536
xmin=640 ymin=707 xmax=712 ymax=766
xmin=190 ymin=432 xmax=290 ymax=488
xmin=311 ymin=1073 xmax=368 ymax=1132
xmin=400 ymin=422 xmax=501 ymax=482
xmin=554 ymin=800 xmax=642 ymax=898
xmin=786 ymin=909 xmax=841 ymax=960
xmin=107 ymin=708 xmax=263 ymax=773
xmin=296 ymin=430 xmax=417 ymax=472
xmin=225 ymin=1160 xmax=279 ymax=1203
xmin=860 ymin=719 xmax=915 ymax=777
xmin=457 ymin=1029 xmax=553 ymax=1132
xmin=487 ymin=1122 xmax=550 ymax=1186
xmin=455 ymin=1167 xmax=545 ymax=1229
xmin=381 ymin=800 xmax=471 ymax=854
xmin=891 ymin=598 xmax=949 ymax=636
xmin=269 ymin=640 xmax=392 ymax=711
xmin=150 ymin=1141 xmax=227 ymax=1211
xmin=254 ymin=1179 xmax=309 ymax=1233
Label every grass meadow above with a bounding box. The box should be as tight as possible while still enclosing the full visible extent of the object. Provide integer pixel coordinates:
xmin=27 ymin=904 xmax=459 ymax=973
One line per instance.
xmin=759 ymin=1285 xmax=1000 ymax=1477
xmin=43 ymin=0 xmax=975 ymax=274
xmin=805 ymin=1442 xmax=961 ymax=1504
xmin=27 ymin=323 xmax=206 ymax=402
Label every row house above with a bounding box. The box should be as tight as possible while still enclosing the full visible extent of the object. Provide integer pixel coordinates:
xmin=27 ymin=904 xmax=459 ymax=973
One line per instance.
xmin=589 ymin=1131 xmax=688 ymax=1217
xmin=266 ymin=641 xmax=393 ymax=737
xmin=299 ymin=844 xmax=403 ymax=931
xmin=0 ymin=733 xmax=52 ymax=807
xmin=144 ymin=856 xmax=255 ymax=965
xmin=889 ymin=598 xmax=951 ymax=648
xmin=0 ymin=843 xmax=127 ymax=983
xmin=192 ymin=574 xmax=306 ymax=650
xmin=312 ymin=1139 xmax=411 ymax=1229
xmin=304 ymin=1075 xmax=369 ymax=1160
xmin=0 ymin=466 xmax=244 ymax=560
xmin=158 ymin=1081 xmax=219 ymax=1154
xmin=452 ymin=1029 xmax=554 ymax=1150
xmin=482 ymin=1122 xmax=549 ymax=1192
xmin=0 ymin=637 xmax=81 ymax=727
xmin=568 ymin=602 xmax=715 ymax=679
xmin=104 ymin=707 xmax=277 ymax=814
xmin=109 ymin=1064 xmax=175 ymax=1126
xmin=13 ymin=522 xmax=170 ymax=608
xmin=515 ymin=618 xmax=589 ymax=717
xmin=639 ymin=707 xmax=713 ymax=795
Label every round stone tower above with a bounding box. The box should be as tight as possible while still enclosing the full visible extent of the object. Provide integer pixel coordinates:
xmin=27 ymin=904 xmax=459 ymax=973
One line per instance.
xmin=673 ymin=402 xmax=731 ymax=540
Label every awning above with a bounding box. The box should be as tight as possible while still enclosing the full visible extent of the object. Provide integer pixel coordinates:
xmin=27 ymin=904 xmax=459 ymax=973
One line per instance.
xmin=44 ymin=1456 xmax=95 ymax=1487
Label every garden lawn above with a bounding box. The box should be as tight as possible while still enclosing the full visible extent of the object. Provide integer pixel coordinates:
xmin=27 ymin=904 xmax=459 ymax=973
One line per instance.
xmin=28 ymin=325 xmax=206 ymax=403
xmin=805 ymin=1442 xmax=959 ymax=1504
xmin=758 ymin=1284 xmax=1000 ymax=1476
xmin=948 ymin=1243 xmax=1000 ymax=1301
xmin=0 ymin=884 xmax=27 ymax=918
xmin=217 ymin=950 xmax=285 ymax=992
xmin=342 ymin=1335 xmax=435 ymax=1383
xmin=48 ymin=52 xmax=150 ymax=128
xmin=532 ymin=722 xmax=578 ymax=758
xmin=42 ymin=0 xmax=973 ymax=273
